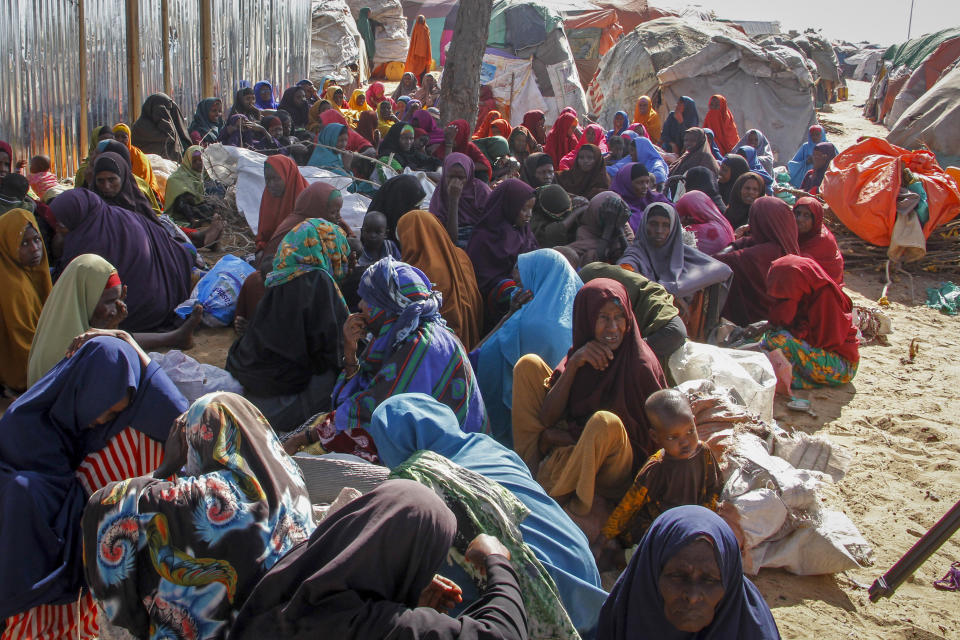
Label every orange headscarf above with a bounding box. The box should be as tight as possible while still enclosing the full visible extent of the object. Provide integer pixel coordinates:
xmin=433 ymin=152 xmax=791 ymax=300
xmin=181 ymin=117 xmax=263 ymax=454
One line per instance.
xmin=702 ymin=94 xmax=739 ymax=155
xmin=632 ymin=96 xmax=662 ymax=144
xmin=473 ymin=110 xmax=501 ymax=139
xmin=489 ymin=119 xmax=512 ymax=140
xmin=113 ymin=123 xmax=164 ymax=205
xmin=404 ymin=15 xmax=434 ymax=78
xmin=256 ymin=155 xmax=309 ymax=251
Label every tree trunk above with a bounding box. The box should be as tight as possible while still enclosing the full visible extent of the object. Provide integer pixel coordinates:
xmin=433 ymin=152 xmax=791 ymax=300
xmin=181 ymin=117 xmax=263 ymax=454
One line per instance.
xmin=438 ymin=0 xmax=494 ymax=127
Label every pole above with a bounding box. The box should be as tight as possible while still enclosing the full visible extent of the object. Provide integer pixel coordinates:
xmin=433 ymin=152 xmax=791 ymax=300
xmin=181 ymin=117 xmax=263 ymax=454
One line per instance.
xmin=907 ymin=0 xmax=915 ymax=40
xmin=161 ymin=0 xmax=172 ymax=97
xmin=200 ymin=0 xmax=214 ymax=98
xmin=77 ymin=0 xmax=88 ymax=172
xmin=125 ymin=0 xmax=142 ymax=121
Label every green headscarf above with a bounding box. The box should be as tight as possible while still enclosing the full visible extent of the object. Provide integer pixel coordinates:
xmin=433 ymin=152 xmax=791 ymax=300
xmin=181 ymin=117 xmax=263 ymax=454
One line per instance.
xmin=265 ymin=218 xmax=352 ymax=290
xmin=474 ymin=135 xmax=511 ymax=165
xmin=163 ymin=145 xmax=205 ymax=209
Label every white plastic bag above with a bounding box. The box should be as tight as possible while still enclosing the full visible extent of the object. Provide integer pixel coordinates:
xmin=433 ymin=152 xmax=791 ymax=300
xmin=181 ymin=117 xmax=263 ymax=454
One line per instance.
xmin=148 ymin=350 xmax=244 ymax=404
xmin=729 ymin=488 xmax=788 ymax=550
xmin=749 ymin=510 xmax=872 ymax=575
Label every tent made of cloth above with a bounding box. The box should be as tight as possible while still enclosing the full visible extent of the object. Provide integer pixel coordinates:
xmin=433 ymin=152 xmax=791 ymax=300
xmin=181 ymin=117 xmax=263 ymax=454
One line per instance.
xmin=882 ymin=27 xmax=960 ymax=70
xmin=563 ymin=9 xmax=624 ymax=91
xmin=310 ymin=0 xmax=370 ymax=86
xmin=884 ymin=37 xmax=960 ymax=128
xmin=345 ymin=0 xmax=410 ymax=65
xmin=591 ymin=17 xmax=816 ymax=163
xmin=888 ymin=64 xmax=960 ymax=169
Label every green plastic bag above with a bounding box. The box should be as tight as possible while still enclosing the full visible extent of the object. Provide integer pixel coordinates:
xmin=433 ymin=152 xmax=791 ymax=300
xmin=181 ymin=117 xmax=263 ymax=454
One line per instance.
xmin=925 ymin=282 xmax=960 ymax=315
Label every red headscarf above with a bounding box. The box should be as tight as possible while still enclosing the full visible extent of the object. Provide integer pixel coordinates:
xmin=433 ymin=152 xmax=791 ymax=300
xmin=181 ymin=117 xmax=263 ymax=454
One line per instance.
xmin=356 ymin=110 xmax=380 ymax=149
xmin=473 ymin=110 xmax=501 ymax=139
xmin=434 ymin=119 xmax=492 ymax=183
xmin=794 ymin=197 xmax=844 ymax=286
xmin=256 ymin=155 xmax=308 ymax=250
xmin=522 ymin=110 xmax=547 ymax=145
xmin=489 ymin=118 xmax=512 ymax=140
xmin=543 ymin=112 xmax=579 ymax=166
xmin=766 ymin=255 xmax=859 ymax=363
xmin=558 ymin=124 xmax=608 ymax=171
xmin=702 ymin=94 xmax=739 ymax=155
xmin=365 ymin=82 xmax=386 ymax=108
xmin=550 ymin=278 xmax=667 ymax=460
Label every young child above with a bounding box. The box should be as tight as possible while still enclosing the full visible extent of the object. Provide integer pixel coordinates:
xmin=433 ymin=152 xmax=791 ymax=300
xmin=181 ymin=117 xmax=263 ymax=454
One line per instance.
xmin=357 ymin=210 xmax=401 ymax=267
xmin=602 ymin=388 xmax=723 ymax=547
xmin=27 ymin=155 xmax=58 ymax=200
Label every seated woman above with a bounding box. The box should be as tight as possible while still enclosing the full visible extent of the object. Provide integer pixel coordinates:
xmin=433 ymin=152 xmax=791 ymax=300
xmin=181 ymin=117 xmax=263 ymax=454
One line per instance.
xmin=598 ymin=505 xmax=780 ymax=639
xmin=112 ymin=123 xmax=164 ymax=205
xmin=557 ymin=143 xmax=610 ymax=199
xmin=717 ymin=152 xmax=750 ymax=206
xmin=368 ymin=394 xmax=608 ymax=636
xmin=188 ymin=96 xmax=225 ymax=144
xmin=610 ymin=163 xmax=671 ymax=233
xmin=734 ymin=128 xmax=775 ymax=176
xmin=682 ymin=165 xmax=725 ymax=210
xmin=91 ymin=150 xmax=162 ymax=222
xmin=633 ymin=96 xmax=662 ymax=144
xmin=521 ymin=152 xmax=556 ymax=189
xmin=476 ymin=248 xmax=582 ymax=445
xmin=511 ymin=279 xmax=667 ymax=536
xmin=130 ymin=93 xmax=192 ymax=161
xmin=397 ymin=209 xmax=484 ymax=351
xmin=307 ymin=122 xmax=352 ymax=177
xmin=604 ymin=134 xmax=628 ymax=167
xmin=660 ymin=96 xmax=700 ymax=156
xmin=82 ymin=392 xmax=316 ymax=640
xmin=378 ymin=122 xmax=441 ymax=179
xmin=227 ymin=480 xmax=527 ymax=640
xmin=255 ymin=154 xmax=309 ymax=256
xmin=278 ymin=85 xmax=310 ymax=129
xmin=0 ymin=335 xmax=186 ymax=639
xmin=607 ymin=132 xmax=669 ymax=186
xmin=163 ymin=145 xmax=224 ymax=232
xmin=228 ymin=86 xmax=260 ymax=121
xmin=369 ymin=173 xmax=429 ymax=244
xmin=787 ymin=125 xmax=827 ymax=187
xmin=218 ymin=114 xmax=281 ymax=154
xmin=795 ymin=196 xmax=844 ymax=285
xmin=722 ymin=171 xmax=765 ymax=229
xmin=579 ymin=262 xmax=686 ymax=367
xmin=734 ymin=145 xmax=774 ymax=193
xmin=282 ymin=258 xmax=487 ymax=462
xmin=508 ymin=125 xmax=541 ymax=167
xmin=702 ymin=95 xmax=739 ymax=155
xmin=558 ymin=124 xmax=608 ymax=171
xmin=436 ymin=119 xmax=493 ymax=183
xmin=544 ymin=112 xmax=579 ymax=166
xmin=0 ymin=209 xmax=51 ymax=393
xmin=800 ymin=142 xmax=839 ymax=194
xmin=90 ymin=141 xmax=163 ymax=214
xmin=666 ymin=128 xmax=719 ymax=180
xmin=28 ymin=254 xmax=201 ymax=386
xmin=762 ymin=255 xmax=859 ymax=389
xmin=51 ymin=189 xmax=194 ymax=332
xmin=565 ymin=191 xmax=633 ymax=265
xmin=675 ymin=190 xmax=735 ymax=255
xmin=715 ymin=196 xmax=800 ymax=326
xmin=473 ymin=136 xmax=510 ymax=171
xmin=529 ymin=184 xmax=585 ymax=249
xmin=226 ymin=219 xmax=352 ymax=432
xmin=607 ymin=110 xmax=630 ymax=139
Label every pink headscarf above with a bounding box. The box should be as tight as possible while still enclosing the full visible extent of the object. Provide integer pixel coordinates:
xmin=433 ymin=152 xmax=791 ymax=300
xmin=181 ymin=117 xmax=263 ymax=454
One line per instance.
xmin=558 ymin=124 xmax=609 ymax=171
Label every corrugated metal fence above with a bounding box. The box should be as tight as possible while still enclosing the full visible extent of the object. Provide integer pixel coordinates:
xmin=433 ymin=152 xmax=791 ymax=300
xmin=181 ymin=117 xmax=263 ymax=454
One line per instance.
xmin=1 ymin=0 xmax=310 ymax=178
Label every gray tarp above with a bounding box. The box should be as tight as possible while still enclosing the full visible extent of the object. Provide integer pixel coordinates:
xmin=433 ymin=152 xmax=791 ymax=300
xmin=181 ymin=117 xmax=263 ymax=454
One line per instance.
xmin=887 ymin=63 xmax=960 ymax=168
xmin=311 ymin=0 xmax=369 ymax=86
xmin=346 ymin=0 xmax=410 ymax=64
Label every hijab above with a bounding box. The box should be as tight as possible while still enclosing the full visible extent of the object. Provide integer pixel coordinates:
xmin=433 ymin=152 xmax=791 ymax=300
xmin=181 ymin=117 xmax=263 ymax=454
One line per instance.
xmin=702 ymin=95 xmax=739 ymax=154
xmin=379 ymin=122 xmax=440 ymax=172
xmin=521 ymin=152 xmax=555 ymax=188
xmin=787 ymin=125 xmax=827 ymax=188
xmin=266 ymin=218 xmax=352 ymax=288
xmin=436 ymin=119 xmax=492 ymax=181
xmin=633 ymin=96 xmax=662 ymax=143
xmin=365 ymin=82 xmax=387 ymax=107
xmin=397 ymin=209 xmax=484 ymax=350
xmin=429 ymin=152 xmax=491 ymax=228
xmin=579 ymin=262 xmax=678 ymax=338
xmin=552 ymin=279 xmax=667 ymax=458
xmin=188 ymin=97 xmax=225 ymax=142
xmin=129 ymin=93 xmax=191 ymax=161
xmin=718 ymin=153 xmax=750 ymax=205
xmin=660 ymin=96 xmax=699 ymax=153
xmin=675 ymin=190 xmax=735 ymax=255
xmin=91 ymin=151 xmax=157 ymax=221
xmin=723 ymin=171 xmax=765 ymax=229
xmin=668 ymin=127 xmax=719 ymax=177
xmin=0 ymin=209 xmax=52 ymax=391
xmin=466 ymin=179 xmax=539 ymax=294
xmin=112 ymin=122 xmax=162 ymax=200
xmin=544 ymin=112 xmax=579 ymax=166
xmin=598 ymin=505 xmax=781 ymax=640
xmin=369 ymin=173 xmax=429 ymax=242
xmin=735 ymin=129 xmax=775 ymax=176
xmin=566 ymin=191 xmax=632 ymax=264
xmin=356 ymin=110 xmax=380 ymax=147
xmin=557 ymin=144 xmax=611 ymax=199
xmin=412 ymin=109 xmax=444 ymax=145
xmin=163 ymin=145 xmax=205 ymax=208
xmin=264 ymin=180 xmax=345 ymax=262
xmin=229 ymin=86 xmax=260 ymax=120
xmin=611 ymin=162 xmax=672 ymax=222
xmin=348 ymin=88 xmax=371 ymax=112
xmin=735 ymin=145 xmax=774 ymax=190
xmin=800 ymin=142 xmax=838 ymax=192
xmin=509 ymin=125 xmax=541 ymax=159
xmin=684 ymin=166 xmax=725 ymax=210
xmin=307 ymin=123 xmax=348 ymax=173
xmin=794 ymin=196 xmax=844 ymax=285
xmin=608 ymin=132 xmax=669 ymax=185
xmin=254 ymin=80 xmax=279 ymax=109
xmin=256 ymin=154 xmax=309 ymax=251
xmin=473 ymin=109 xmax=502 ymax=139
xmin=522 ymin=110 xmax=547 ymax=145
xmin=558 ymin=124 xmax=608 ymax=171
xmin=392 ymin=72 xmax=419 ymax=100
xmin=609 ymin=110 xmax=630 ymax=139
xmin=278 ymin=86 xmax=310 ymax=127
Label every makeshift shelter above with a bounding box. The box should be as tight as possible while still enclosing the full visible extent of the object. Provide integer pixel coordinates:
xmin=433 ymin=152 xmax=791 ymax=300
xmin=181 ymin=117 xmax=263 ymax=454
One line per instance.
xmin=563 ymin=9 xmax=624 ymax=90
xmin=884 ymin=37 xmax=960 ymax=128
xmin=888 ymin=64 xmax=960 ymax=168
xmin=346 ymin=0 xmax=410 ymax=70
xmin=791 ymin=32 xmax=842 ymax=102
xmin=843 ymin=48 xmax=884 ymax=81
xmin=311 ymin=0 xmax=369 ymax=87
xmin=591 ymin=17 xmax=816 ymax=162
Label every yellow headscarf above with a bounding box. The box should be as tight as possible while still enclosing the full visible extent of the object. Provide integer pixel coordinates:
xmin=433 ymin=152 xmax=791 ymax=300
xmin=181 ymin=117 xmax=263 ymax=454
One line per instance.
xmin=632 ymin=96 xmax=662 ymax=144
xmin=348 ymin=89 xmax=371 ymax=111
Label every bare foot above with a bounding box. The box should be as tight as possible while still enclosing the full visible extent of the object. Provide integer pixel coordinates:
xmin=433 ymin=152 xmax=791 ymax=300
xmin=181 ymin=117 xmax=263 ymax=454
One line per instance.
xmin=171 ymin=304 xmax=203 ymax=350
xmin=197 ymin=214 xmax=225 ymax=248
xmin=234 ymin=315 xmax=248 ymax=337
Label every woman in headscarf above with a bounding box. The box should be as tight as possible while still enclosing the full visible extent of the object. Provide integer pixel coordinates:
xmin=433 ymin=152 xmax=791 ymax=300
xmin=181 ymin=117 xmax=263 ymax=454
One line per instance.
xmin=718 ymin=152 xmax=750 ymax=206
xmin=608 ymin=110 xmax=630 ymax=140
xmin=227 ymin=479 xmax=527 ymax=640
xmin=82 ymin=392 xmax=316 ymax=639
xmin=253 ymin=80 xmax=279 ymax=110
xmin=324 ymin=85 xmax=348 ymax=113
xmin=529 ymin=184 xmax=581 ymax=248
xmin=165 ymin=145 xmax=214 ymax=227
xmin=412 ymin=109 xmax=444 ymax=149
xmin=667 ymin=127 xmax=719 ymax=179
xmin=316 ymin=108 xmax=375 ymax=153
xmin=369 ymin=394 xmax=608 ymax=637
xmin=522 ymin=110 xmax=548 ymax=146
xmin=307 ymin=123 xmax=352 ymax=177
xmin=112 ymin=122 xmax=164 ymax=204
xmin=228 ymin=86 xmax=260 ymax=121
xmin=347 ymin=88 xmax=371 ymax=113
xmin=682 ymin=165 xmax=725 ymax=210
xmin=397 ymin=209 xmax=484 ymax=350
xmin=476 ymin=248 xmax=582 ymax=444
xmin=472 ymin=110 xmax=503 ymax=139
xmin=1 ymin=336 xmax=186 ymax=640
xmin=579 ymin=263 xmax=685 ymax=366
xmin=610 ymin=163 xmax=671 ymax=232
xmin=521 ymin=152 xmax=555 ymax=189
xmin=227 ymin=219 xmax=351 ymax=432
xmin=607 ymin=132 xmax=669 ymax=186
xmin=762 ymin=255 xmax=858 ymax=389
xmin=633 ymin=96 xmax=662 ymax=144
xmin=369 ymin=173 xmax=429 ymax=243
xmin=356 ymin=109 xmax=380 ymax=149
xmin=722 ymin=171 xmax=765 ymax=230
xmin=433 ymin=120 xmax=492 ymax=183
xmin=488 ymin=118 xmax=512 ymax=141
xmin=558 ymin=124 xmax=607 ymax=172
xmin=473 ymin=136 xmax=510 ymax=170
xmin=429 ymin=153 xmax=491 ymax=247
xmin=405 ymin=15 xmax=434 ymax=78
xmin=51 ymin=190 xmax=194 ymax=332
xmin=256 ymin=154 xmax=309 ymax=254
xmin=598 ymin=505 xmax=781 ymax=639
xmin=467 ymin=179 xmax=539 ymax=299
xmin=508 ymin=125 xmax=541 ymax=167
xmin=659 ymin=96 xmax=700 ymax=155
xmin=74 ymin=125 xmax=117 ymax=188
xmin=735 ymin=128 xmax=776 ymax=177
xmin=794 ymin=196 xmax=844 ymax=285
xmin=734 ymin=145 xmax=774 ymax=192
xmin=392 ymin=72 xmax=420 ymax=101
xmin=702 ymin=95 xmax=739 ymax=155
xmin=278 ymin=85 xmax=310 ymax=128
xmin=715 ymin=196 xmax=800 ymax=325
xmin=543 ymin=112 xmax=579 ymax=167
xmin=557 ymin=143 xmax=611 ymax=199
xmin=703 ymin=128 xmax=724 ymax=161
xmin=565 ymin=191 xmax=632 ymax=265
xmin=512 ymin=279 xmax=667 ymax=531
xmin=306 ymin=99 xmax=333 ymax=134
xmin=413 ymin=71 xmax=441 ymax=107
xmin=619 ymin=202 xmax=733 ymax=341
xmin=379 ymin=122 xmax=442 ymax=177
xmin=787 ymin=125 xmax=827 ymax=187
xmin=799 ymin=142 xmax=838 ymax=194
xmin=130 ymin=93 xmax=192 ymax=161
xmin=188 ymin=97 xmax=225 ymax=145
xmin=218 ymin=114 xmax=274 ymax=152
xmin=90 ymin=150 xmax=158 ymax=223
xmin=675 ymin=190 xmax=735 ymax=255
xmin=0 ymin=209 xmax=51 ymax=393
xmin=282 ymin=258 xmax=488 ymax=461
xmin=365 ymin=81 xmax=387 ymax=109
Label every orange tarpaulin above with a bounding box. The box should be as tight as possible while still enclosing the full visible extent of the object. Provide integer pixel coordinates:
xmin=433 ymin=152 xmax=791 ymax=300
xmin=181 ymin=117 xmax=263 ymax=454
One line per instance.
xmin=821 ymin=137 xmax=960 ymax=246
xmin=564 ymin=9 xmax=624 ymax=58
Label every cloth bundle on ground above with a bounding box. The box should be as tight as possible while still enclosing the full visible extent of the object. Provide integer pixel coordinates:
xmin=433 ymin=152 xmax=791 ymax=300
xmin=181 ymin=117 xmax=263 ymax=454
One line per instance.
xmin=820 ymin=137 xmax=960 ymax=246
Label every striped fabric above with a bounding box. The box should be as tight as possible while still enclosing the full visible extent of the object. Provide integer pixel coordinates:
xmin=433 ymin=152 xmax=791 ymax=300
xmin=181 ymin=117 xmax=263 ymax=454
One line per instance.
xmin=2 ymin=427 xmax=163 ymax=640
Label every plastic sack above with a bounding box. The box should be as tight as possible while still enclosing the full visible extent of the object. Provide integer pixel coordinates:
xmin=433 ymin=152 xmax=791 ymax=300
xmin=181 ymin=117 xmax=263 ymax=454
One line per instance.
xmin=148 ymin=350 xmax=244 ymax=404
xmin=669 ymin=342 xmax=776 ymax=423
xmin=749 ymin=510 xmax=872 ymax=576
xmin=175 ymin=254 xmax=255 ymax=327
xmin=729 ymin=488 xmax=788 ymax=549
xmin=926 ymin=281 xmax=960 ymax=315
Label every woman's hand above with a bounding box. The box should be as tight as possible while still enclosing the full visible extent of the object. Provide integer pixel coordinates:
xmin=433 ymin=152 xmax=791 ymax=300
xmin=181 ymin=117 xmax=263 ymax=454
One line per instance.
xmin=465 ymin=534 xmax=512 ymax=576
xmin=444 ymin=124 xmax=458 ymax=146
xmin=66 ymin=329 xmax=133 ymax=358
xmin=734 ymin=224 xmax=749 ymax=239
xmin=509 ymin=289 xmax=533 ymax=313
xmin=538 ymin=426 xmax=576 ymax=457
xmin=569 ymin=340 xmax=615 ymax=371
xmin=342 ymin=313 xmax=369 ymax=360
xmin=153 ymin=414 xmax=188 ymax=479
xmin=418 ymin=575 xmax=463 ymax=613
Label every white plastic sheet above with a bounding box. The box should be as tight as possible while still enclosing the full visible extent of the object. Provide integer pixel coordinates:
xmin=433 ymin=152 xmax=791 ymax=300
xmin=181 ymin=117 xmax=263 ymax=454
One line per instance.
xmin=148 ymin=350 xmax=244 ymax=404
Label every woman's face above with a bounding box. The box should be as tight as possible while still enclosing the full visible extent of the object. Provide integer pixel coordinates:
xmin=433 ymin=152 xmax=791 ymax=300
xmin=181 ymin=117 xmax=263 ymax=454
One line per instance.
xmin=576 ymin=147 xmax=597 ymax=173
xmin=380 ymin=103 xmax=393 ymax=119
xmin=18 ymin=224 xmax=43 ymax=267
xmin=490 ymin=124 xmax=504 ymax=138
xmin=645 ymin=212 xmax=672 ymax=248
xmin=190 ymin=152 xmax=203 ymax=172
xmin=593 ymin=299 xmax=627 ymax=351
xmin=90 ymin=392 xmax=132 ymax=427
xmin=607 ymin=136 xmax=624 ymax=158
xmin=535 ymin=162 xmax=555 ymax=185
xmin=263 ymin=164 xmax=285 ymax=198
xmin=150 ymin=104 xmax=168 ymax=122
xmin=709 ymin=96 xmax=721 ymax=110
xmin=95 ymin=171 xmax=123 ymax=198
xmin=812 ymin=150 xmax=830 ymax=169
xmin=293 ymin=89 xmax=306 ymax=107
xmin=585 ymin=128 xmax=597 ymax=144
xmin=334 ymin=90 xmax=345 ymax=107
xmin=446 ymin=163 xmax=468 ymax=189
xmin=682 ymin=130 xmax=700 ymax=152
xmin=0 ymin=151 xmax=10 ymax=176
xmin=516 ymin=197 xmax=535 ymax=227
xmin=614 ymin=113 xmax=626 ymax=130
xmin=795 ymin=205 xmax=815 ymax=234
xmin=631 ymin=175 xmax=651 ymax=198
xmin=740 ymin=178 xmax=762 ymax=204
xmin=336 ymin=131 xmax=349 ymax=150
xmin=208 ymin=100 xmax=223 ymax=122
xmin=114 ymin=129 xmax=129 ymax=145
xmin=718 ymin=164 xmax=731 ymax=184
xmin=325 ymin=195 xmax=344 ymax=223
xmin=659 ymin=538 xmax=725 ymax=633
xmin=242 ymin=92 xmax=256 ymax=108
xmin=747 ymin=131 xmax=760 ymax=148
xmin=90 ymin=284 xmax=127 ymax=329
xmin=637 ymin=98 xmax=650 ymax=116
xmin=810 ymin=128 xmax=823 ymax=144
xmin=268 ymin=123 xmax=283 ymax=138
xmin=258 ymin=85 xmax=273 ymax=101
xmin=399 ymin=129 xmax=415 ymax=152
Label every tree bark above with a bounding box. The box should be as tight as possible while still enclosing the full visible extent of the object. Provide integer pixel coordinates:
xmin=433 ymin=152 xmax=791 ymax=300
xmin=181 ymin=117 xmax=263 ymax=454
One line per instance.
xmin=438 ymin=0 xmax=494 ymax=127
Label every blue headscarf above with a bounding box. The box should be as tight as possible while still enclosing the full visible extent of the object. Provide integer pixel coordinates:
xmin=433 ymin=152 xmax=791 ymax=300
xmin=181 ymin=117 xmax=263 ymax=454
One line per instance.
xmin=476 ymin=249 xmax=581 ymax=445
xmin=608 ymin=110 xmax=630 ymax=138
xmin=702 ymin=128 xmax=725 ymax=161
xmin=307 ymin=123 xmax=349 ymax=175
xmin=253 ymin=80 xmax=278 ymax=110
xmin=598 ymin=505 xmax=781 ymax=640
xmin=608 ymin=131 xmax=669 ymax=184
xmin=0 ymin=337 xmax=187 ymax=618
xmin=735 ymin=145 xmax=774 ymax=193
xmin=787 ymin=125 xmax=827 ymax=187
xmin=368 ymin=393 xmax=608 ymax=636
xmin=358 ymin=256 xmax=443 ymax=351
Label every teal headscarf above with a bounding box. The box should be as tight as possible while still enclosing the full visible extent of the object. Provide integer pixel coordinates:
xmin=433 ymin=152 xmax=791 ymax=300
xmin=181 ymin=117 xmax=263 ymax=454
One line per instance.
xmin=265 ymin=218 xmax=351 ymax=289
xmin=307 ymin=124 xmax=348 ymax=175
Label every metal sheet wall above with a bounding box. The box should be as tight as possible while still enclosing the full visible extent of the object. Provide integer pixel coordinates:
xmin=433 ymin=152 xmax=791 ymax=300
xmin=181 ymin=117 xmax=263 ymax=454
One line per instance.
xmin=168 ymin=0 xmax=204 ymax=112
xmin=84 ymin=0 xmax=131 ymax=138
